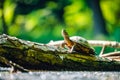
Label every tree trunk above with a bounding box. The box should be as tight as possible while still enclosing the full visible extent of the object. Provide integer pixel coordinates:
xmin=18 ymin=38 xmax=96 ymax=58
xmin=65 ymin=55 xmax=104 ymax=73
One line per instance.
xmin=86 ymin=0 xmax=108 ymax=36
xmin=0 ymin=0 xmax=8 ymax=34
xmin=0 ymin=34 xmax=120 ymax=71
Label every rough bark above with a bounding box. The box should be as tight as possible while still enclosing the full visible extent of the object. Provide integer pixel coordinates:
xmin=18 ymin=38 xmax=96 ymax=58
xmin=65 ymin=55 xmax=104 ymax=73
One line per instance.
xmin=0 ymin=34 xmax=120 ymax=71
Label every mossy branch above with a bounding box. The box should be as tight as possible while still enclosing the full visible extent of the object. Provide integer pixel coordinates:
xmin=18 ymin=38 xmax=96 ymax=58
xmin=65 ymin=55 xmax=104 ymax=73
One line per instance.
xmin=0 ymin=34 xmax=120 ymax=71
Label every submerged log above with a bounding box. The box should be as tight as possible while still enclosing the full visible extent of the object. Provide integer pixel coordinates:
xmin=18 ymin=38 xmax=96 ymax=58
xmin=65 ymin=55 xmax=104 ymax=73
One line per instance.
xmin=0 ymin=34 xmax=120 ymax=71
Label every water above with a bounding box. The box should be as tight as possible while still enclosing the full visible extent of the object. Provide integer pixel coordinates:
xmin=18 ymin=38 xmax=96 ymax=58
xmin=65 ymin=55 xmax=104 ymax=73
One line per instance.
xmin=0 ymin=71 xmax=120 ymax=80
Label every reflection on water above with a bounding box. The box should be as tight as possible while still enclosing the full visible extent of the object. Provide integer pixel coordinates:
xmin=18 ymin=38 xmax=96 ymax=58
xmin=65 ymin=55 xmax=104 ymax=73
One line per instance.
xmin=0 ymin=71 xmax=120 ymax=80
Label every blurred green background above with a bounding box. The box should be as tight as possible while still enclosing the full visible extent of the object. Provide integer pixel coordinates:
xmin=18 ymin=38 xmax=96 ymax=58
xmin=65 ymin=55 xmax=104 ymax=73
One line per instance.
xmin=0 ymin=0 xmax=120 ymax=54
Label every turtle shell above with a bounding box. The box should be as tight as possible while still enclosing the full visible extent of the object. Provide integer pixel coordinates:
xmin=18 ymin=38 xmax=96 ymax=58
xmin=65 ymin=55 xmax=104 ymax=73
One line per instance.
xmin=70 ymin=36 xmax=89 ymax=47
xmin=70 ymin=36 xmax=95 ymax=53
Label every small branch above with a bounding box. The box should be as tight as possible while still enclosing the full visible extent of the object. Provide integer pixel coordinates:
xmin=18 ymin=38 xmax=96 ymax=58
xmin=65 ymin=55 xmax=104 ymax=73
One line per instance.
xmin=9 ymin=61 xmax=30 ymax=73
xmin=88 ymin=40 xmax=120 ymax=48
xmin=99 ymin=45 xmax=106 ymax=57
xmin=104 ymin=56 xmax=120 ymax=59
xmin=0 ymin=56 xmax=29 ymax=72
xmin=103 ymin=56 xmax=120 ymax=61
xmin=100 ymin=51 xmax=120 ymax=57
xmin=47 ymin=40 xmax=64 ymax=46
xmin=48 ymin=40 xmax=120 ymax=48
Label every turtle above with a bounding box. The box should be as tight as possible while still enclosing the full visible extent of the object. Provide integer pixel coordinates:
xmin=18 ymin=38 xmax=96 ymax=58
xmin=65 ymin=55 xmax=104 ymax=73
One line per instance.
xmin=61 ymin=29 xmax=95 ymax=55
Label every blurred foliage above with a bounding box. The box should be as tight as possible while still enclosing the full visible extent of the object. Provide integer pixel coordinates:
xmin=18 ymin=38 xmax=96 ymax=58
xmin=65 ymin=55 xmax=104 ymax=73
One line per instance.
xmin=0 ymin=0 xmax=120 ymax=55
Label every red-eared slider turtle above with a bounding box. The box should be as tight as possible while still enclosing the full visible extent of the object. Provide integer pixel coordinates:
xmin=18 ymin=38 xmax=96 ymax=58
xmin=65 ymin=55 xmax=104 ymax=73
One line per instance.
xmin=61 ymin=29 xmax=95 ymax=55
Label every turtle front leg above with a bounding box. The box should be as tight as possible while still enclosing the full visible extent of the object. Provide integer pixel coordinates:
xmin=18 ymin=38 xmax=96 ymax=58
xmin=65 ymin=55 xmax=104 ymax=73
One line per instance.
xmin=69 ymin=45 xmax=77 ymax=53
xmin=60 ymin=42 xmax=70 ymax=52
xmin=69 ymin=44 xmax=81 ymax=53
xmin=61 ymin=42 xmax=75 ymax=53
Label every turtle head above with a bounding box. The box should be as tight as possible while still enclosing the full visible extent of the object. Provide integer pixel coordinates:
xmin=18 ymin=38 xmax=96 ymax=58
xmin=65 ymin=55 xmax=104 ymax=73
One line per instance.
xmin=61 ymin=29 xmax=74 ymax=47
xmin=61 ymin=29 xmax=69 ymax=39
